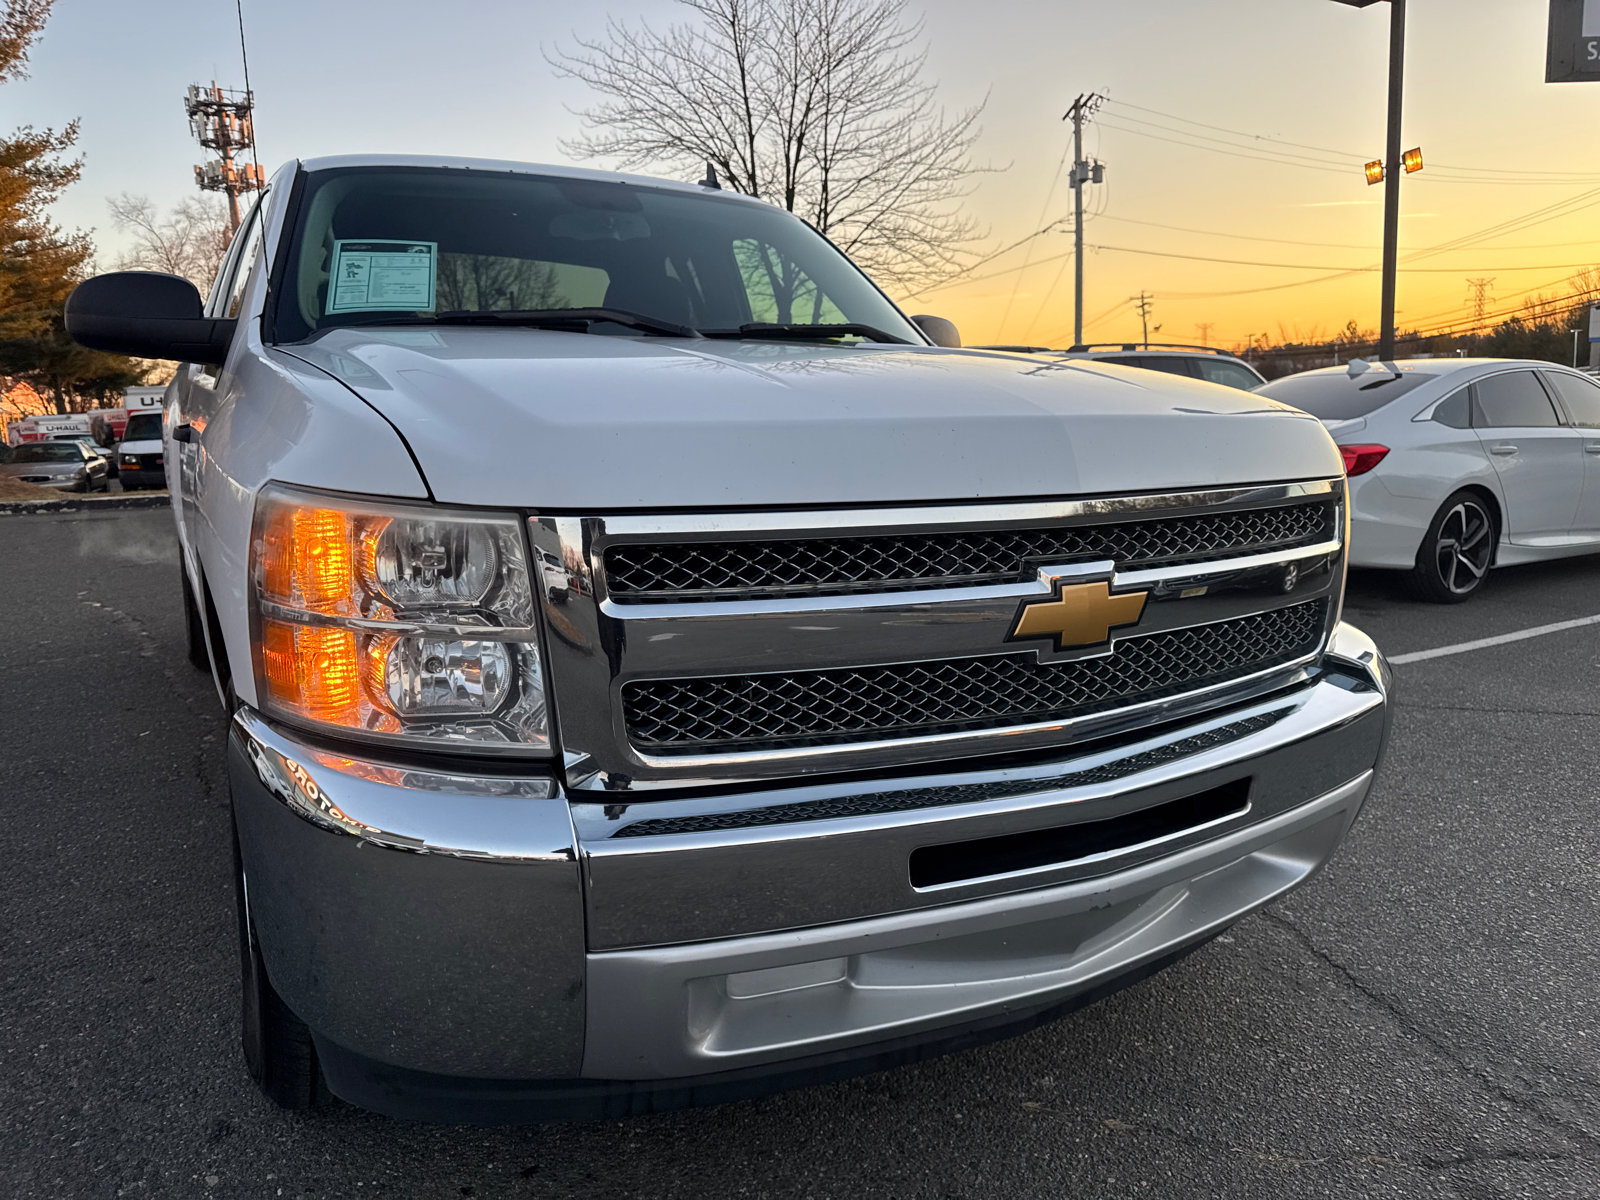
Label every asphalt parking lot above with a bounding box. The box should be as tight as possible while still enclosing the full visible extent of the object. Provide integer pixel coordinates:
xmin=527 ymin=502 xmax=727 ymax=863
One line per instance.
xmin=3 ymin=507 xmax=1598 ymax=1199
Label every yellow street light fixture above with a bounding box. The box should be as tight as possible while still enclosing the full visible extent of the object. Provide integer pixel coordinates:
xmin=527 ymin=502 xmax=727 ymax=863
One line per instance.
xmin=1403 ymin=147 xmax=1424 ymax=173
xmin=1365 ymin=159 xmax=1385 ymax=185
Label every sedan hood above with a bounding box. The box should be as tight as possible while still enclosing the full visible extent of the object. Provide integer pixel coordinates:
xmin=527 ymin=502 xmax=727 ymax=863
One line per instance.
xmin=1 ymin=460 xmax=81 ymax=478
xmin=280 ymin=329 xmax=1342 ymax=509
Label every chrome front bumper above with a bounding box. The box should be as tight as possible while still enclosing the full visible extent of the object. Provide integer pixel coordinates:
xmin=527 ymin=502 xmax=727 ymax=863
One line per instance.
xmin=228 ymin=623 xmax=1389 ymax=1113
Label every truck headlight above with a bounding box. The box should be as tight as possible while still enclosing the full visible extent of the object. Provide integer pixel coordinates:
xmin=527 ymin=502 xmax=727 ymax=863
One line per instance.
xmin=249 ymin=485 xmax=548 ymax=754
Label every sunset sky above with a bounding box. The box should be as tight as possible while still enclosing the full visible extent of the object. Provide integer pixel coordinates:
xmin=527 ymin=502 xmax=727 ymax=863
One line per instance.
xmin=13 ymin=0 xmax=1600 ymax=352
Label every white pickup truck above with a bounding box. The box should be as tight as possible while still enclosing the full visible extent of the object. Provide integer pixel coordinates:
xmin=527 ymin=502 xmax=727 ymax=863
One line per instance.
xmin=66 ymin=155 xmax=1390 ymax=1122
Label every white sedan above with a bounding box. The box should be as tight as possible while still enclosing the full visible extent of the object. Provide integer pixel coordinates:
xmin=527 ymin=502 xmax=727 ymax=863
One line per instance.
xmin=1257 ymin=358 xmax=1600 ymax=603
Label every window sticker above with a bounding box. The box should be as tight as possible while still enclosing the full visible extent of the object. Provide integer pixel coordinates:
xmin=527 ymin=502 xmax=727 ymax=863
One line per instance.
xmin=327 ymin=240 xmax=437 ymax=314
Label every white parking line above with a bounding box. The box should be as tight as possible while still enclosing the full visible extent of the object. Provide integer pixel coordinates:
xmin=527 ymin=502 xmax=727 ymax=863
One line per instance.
xmin=1388 ymin=613 xmax=1600 ymax=665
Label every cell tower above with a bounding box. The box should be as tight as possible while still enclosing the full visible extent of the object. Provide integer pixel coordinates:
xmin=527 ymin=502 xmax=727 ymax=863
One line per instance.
xmin=185 ymin=82 xmax=264 ymax=237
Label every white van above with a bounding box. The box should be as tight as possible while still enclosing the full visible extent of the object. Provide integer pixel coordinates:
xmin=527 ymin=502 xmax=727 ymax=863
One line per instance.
xmin=115 ymin=408 xmax=166 ymax=491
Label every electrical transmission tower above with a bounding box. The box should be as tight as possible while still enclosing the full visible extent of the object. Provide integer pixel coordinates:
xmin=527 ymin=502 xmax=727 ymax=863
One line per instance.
xmin=1195 ymin=322 xmax=1214 ymax=346
xmin=185 ymin=82 xmax=264 ymax=237
xmin=1464 ymin=277 xmax=1496 ymax=327
xmin=1063 ymin=93 xmax=1106 ymax=348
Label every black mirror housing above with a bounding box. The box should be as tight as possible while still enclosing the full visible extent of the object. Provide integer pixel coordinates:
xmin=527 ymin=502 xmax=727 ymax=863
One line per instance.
xmin=911 ymin=314 xmax=961 ymax=348
xmin=65 ymin=272 xmax=236 ymax=365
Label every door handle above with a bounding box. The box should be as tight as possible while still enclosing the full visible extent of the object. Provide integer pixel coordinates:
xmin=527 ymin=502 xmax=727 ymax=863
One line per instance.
xmin=1489 ymin=442 xmax=1517 ymax=456
xmin=172 ymin=423 xmax=194 ymax=444
xmin=1586 ymin=443 xmax=1600 ymax=456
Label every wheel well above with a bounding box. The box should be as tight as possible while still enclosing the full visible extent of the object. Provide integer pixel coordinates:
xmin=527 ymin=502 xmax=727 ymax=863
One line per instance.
xmin=1457 ymin=484 xmax=1503 ymax=564
xmin=199 ymin=572 xmax=234 ymax=695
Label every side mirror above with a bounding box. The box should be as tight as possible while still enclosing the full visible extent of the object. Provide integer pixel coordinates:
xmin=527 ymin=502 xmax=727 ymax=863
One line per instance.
xmin=911 ymin=314 xmax=961 ymax=348
xmin=65 ymin=272 xmax=236 ymax=365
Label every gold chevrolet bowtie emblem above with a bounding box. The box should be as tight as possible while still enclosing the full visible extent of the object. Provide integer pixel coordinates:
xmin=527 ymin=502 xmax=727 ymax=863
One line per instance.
xmin=1010 ymin=580 xmax=1148 ymax=651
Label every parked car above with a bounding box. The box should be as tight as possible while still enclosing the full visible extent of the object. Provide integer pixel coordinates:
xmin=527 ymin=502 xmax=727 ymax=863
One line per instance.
xmin=536 ymin=548 xmax=573 ymax=603
xmin=1 ymin=439 xmax=110 ymax=492
xmin=1256 ymin=358 xmax=1600 ymax=602
xmin=972 ymin=343 xmax=1267 ymax=392
xmin=115 ymin=410 xmax=166 ymax=490
xmin=50 ymin=434 xmax=117 ymax=478
xmin=64 ymin=154 xmax=1391 ymax=1123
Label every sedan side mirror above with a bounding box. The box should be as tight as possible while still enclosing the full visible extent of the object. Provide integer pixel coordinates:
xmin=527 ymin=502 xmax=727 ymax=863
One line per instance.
xmin=911 ymin=314 xmax=961 ymax=348
xmin=65 ymin=272 xmax=236 ymax=365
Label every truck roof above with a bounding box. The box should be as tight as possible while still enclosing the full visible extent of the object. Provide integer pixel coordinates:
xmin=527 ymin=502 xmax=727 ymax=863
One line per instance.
xmin=294 ymin=155 xmax=773 ymax=209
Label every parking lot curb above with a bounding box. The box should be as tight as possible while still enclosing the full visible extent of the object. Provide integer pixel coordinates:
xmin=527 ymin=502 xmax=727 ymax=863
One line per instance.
xmin=0 ymin=493 xmax=171 ymax=517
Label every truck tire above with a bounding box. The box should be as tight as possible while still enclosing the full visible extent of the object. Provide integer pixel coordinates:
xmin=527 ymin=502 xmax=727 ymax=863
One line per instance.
xmin=234 ymin=822 xmax=329 ymax=1110
xmin=1405 ymin=490 xmax=1495 ymax=603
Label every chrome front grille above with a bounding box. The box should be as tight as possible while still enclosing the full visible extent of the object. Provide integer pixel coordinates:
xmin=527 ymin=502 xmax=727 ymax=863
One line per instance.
xmin=603 ymin=500 xmax=1335 ymax=601
xmin=529 ymin=480 xmax=1345 ymax=790
xmin=622 ymin=600 xmax=1326 ymax=753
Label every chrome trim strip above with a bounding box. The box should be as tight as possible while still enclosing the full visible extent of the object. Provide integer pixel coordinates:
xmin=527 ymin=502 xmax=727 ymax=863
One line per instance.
xmin=592 ymin=479 xmax=1342 ymax=540
xmin=232 ymin=707 xmax=574 ymax=862
xmin=596 ymin=539 xmax=1343 ymax=622
xmin=257 ymin=600 xmax=540 ymax=642
xmin=1113 ymin=538 xmax=1342 ymax=589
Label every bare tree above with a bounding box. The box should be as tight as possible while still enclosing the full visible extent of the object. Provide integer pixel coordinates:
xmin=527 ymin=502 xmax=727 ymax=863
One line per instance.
xmin=107 ymin=193 xmax=230 ymax=291
xmin=550 ymin=0 xmax=986 ymax=290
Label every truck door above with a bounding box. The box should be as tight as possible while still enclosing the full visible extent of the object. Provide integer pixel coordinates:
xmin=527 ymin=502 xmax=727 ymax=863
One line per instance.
xmin=172 ymin=196 xmax=265 ymax=556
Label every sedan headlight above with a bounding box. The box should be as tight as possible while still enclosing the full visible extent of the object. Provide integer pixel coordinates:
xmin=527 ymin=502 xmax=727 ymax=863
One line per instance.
xmin=248 ymin=485 xmax=548 ymax=754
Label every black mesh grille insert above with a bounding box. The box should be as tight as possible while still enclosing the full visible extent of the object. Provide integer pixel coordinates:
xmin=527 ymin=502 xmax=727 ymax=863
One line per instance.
xmin=604 ymin=501 xmax=1334 ymax=601
xmin=622 ymin=600 xmax=1326 ymax=753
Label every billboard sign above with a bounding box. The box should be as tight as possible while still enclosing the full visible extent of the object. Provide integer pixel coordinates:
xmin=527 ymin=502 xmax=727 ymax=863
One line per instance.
xmin=1548 ymin=0 xmax=1600 ymax=81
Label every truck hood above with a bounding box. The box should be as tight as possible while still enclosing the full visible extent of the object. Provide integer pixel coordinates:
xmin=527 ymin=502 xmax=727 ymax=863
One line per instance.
xmin=280 ymin=328 xmax=1342 ymax=509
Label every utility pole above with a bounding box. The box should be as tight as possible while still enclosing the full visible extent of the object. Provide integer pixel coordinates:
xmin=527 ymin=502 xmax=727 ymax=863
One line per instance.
xmin=1195 ymin=322 xmax=1214 ymax=346
xmin=1378 ymin=0 xmax=1406 ymax=362
xmin=185 ymin=82 xmax=265 ymax=237
xmin=1134 ymin=292 xmax=1154 ymax=348
xmin=1063 ymin=93 xmax=1105 ymax=348
xmin=1331 ymin=0 xmax=1408 ymax=361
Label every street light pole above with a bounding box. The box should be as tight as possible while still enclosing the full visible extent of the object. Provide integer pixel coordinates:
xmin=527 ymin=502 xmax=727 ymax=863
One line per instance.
xmin=1378 ymin=0 xmax=1406 ymax=362
xmin=1332 ymin=0 xmax=1406 ymax=362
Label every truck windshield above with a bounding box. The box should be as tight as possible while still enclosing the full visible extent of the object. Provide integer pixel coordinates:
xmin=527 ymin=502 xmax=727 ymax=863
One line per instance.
xmin=1256 ymin=369 xmax=1436 ymax=420
xmin=123 ymin=413 xmax=162 ymax=441
xmin=268 ymin=166 xmax=925 ymax=346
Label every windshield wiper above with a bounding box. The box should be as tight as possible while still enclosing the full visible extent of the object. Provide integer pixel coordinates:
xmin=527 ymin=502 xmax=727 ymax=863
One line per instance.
xmin=702 ymin=322 xmax=912 ymax=345
xmin=428 ymin=308 xmax=700 ymax=338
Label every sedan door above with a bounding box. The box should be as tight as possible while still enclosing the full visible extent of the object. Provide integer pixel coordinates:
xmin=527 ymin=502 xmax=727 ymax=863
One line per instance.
xmin=1540 ymin=369 xmax=1600 ymax=537
xmin=1470 ymin=369 xmax=1584 ymax=544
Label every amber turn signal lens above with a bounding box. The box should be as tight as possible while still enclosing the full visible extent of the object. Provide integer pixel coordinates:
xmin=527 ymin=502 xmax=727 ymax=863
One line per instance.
xmin=261 ymin=619 xmax=362 ymax=726
xmin=260 ymin=506 xmax=357 ymax=614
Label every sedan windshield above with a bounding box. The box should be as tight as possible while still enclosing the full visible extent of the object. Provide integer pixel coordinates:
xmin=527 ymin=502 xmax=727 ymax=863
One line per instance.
xmin=11 ymin=443 xmax=81 ymax=463
xmin=268 ymin=167 xmax=924 ymax=346
xmin=1257 ymin=368 xmax=1436 ymax=420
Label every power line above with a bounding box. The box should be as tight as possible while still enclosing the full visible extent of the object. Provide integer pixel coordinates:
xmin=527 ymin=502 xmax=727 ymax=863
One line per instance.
xmin=235 ymin=0 xmax=260 ymax=186
xmin=1101 ymin=97 xmax=1600 ymax=184
xmin=1096 ymin=213 xmax=1600 ymax=255
xmin=1087 ymin=244 xmax=1599 ymax=274
xmin=996 ymin=135 xmax=1075 ymax=341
